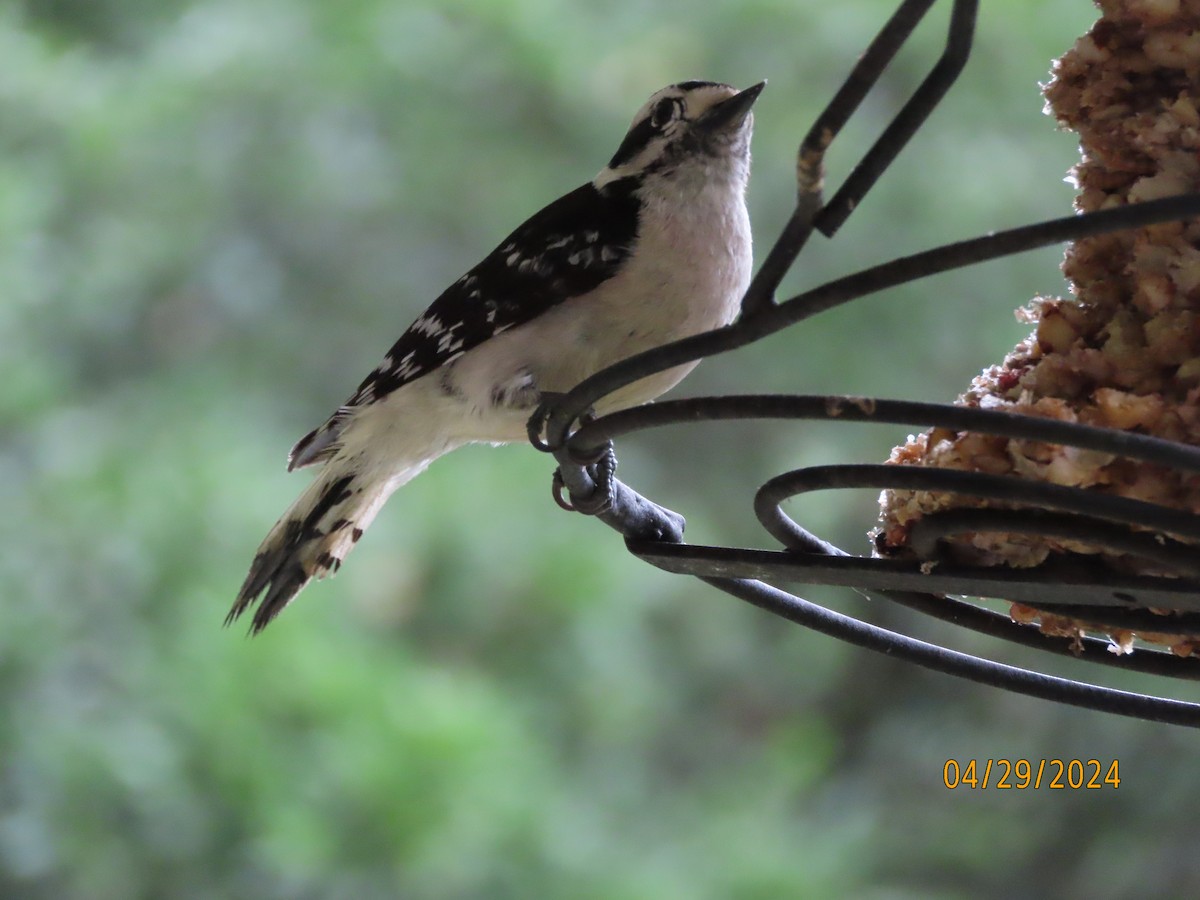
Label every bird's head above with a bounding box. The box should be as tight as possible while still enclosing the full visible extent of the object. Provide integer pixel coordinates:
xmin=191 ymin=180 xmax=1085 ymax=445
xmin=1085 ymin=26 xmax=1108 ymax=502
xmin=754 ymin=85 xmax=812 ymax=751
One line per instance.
xmin=595 ymin=80 xmax=764 ymax=192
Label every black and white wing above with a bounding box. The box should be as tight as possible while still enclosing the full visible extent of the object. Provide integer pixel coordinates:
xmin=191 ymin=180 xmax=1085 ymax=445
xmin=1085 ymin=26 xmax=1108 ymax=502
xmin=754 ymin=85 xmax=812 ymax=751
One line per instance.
xmin=288 ymin=179 xmax=641 ymax=470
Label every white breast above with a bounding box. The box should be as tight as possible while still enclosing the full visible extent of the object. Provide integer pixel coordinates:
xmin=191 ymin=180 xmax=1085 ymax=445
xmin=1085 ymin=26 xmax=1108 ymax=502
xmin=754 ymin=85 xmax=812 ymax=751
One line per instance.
xmin=436 ymin=167 xmax=752 ymax=443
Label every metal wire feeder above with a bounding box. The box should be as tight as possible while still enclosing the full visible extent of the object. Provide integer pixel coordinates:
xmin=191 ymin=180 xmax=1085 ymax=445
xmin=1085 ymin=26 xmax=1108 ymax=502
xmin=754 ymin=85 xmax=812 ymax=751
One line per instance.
xmin=529 ymin=0 xmax=1200 ymax=728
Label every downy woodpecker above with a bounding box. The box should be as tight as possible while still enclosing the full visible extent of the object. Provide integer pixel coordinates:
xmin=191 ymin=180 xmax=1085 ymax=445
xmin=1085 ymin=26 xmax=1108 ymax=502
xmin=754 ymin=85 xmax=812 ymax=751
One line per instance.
xmin=231 ymin=80 xmax=763 ymax=631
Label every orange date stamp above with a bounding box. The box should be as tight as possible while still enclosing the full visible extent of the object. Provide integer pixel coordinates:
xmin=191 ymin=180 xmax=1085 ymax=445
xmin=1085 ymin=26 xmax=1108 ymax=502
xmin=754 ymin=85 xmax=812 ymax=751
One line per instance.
xmin=943 ymin=758 xmax=1120 ymax=790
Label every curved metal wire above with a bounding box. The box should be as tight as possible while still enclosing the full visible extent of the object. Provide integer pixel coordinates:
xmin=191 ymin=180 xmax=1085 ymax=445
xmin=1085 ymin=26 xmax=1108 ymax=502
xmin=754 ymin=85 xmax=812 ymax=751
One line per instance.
xmin=528 ymin=0 xmax=1200 ymax=726
xmin=578 ymin=397 xmax=1200 ymax=678
xmin=698 ymin=578 xmax=1200 ymax=728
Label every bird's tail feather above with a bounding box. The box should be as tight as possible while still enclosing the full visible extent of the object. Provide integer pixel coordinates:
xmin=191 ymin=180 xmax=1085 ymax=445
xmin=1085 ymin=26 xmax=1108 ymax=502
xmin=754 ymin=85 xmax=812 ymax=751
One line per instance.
xmin=228 ymin=462 xmax=416 ymax=633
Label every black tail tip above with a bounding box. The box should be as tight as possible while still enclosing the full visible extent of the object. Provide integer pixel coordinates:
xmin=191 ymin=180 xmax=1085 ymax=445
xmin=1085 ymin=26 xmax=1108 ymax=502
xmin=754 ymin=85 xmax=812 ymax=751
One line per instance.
xmin=224 ymin=596 xmax=261 ymax=636
xmin=226 ymin=560 xmax=312 ymax=636
xmin=224 ymin=596 xmax=286 ymax=636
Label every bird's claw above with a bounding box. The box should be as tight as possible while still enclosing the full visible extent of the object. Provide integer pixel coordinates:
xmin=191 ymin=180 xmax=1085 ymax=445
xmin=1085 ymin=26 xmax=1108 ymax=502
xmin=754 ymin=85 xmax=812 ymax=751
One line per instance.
xmin=526 ymin=392 xmax=562 ymax=452
xmin=551 ymin=439 xmax=617 ymax=516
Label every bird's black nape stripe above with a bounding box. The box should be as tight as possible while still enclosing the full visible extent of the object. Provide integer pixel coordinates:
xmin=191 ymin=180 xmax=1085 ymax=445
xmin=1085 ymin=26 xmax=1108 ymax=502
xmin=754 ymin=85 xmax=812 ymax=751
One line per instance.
xmin=674 ymin=79 xmax=723 ymax=91
xmin=607 ymin=117 xmax=658 ymax=169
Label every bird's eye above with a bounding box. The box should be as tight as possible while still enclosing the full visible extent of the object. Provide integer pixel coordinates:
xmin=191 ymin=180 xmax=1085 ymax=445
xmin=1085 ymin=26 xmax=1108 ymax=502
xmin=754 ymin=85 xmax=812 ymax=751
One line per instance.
xmin=650 ymin=97 xmax=682 ymax=129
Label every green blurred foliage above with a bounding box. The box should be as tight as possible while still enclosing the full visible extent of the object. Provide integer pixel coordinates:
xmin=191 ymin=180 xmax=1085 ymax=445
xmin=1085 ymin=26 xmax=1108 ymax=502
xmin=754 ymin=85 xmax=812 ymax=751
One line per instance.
xmin=4 ymin=0 xmax=1200 ymax=897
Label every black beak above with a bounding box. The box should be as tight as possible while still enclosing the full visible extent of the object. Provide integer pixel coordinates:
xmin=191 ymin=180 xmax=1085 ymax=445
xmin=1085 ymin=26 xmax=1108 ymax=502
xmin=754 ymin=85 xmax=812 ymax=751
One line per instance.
xmin=698 ymin=81 xmax=766 ymax=132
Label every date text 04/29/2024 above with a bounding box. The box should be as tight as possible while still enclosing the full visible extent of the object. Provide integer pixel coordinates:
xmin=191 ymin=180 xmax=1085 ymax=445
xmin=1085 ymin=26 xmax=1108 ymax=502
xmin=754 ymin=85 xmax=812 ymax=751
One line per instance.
xmin=943 ymin=759 xmax=1120 ymax=790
